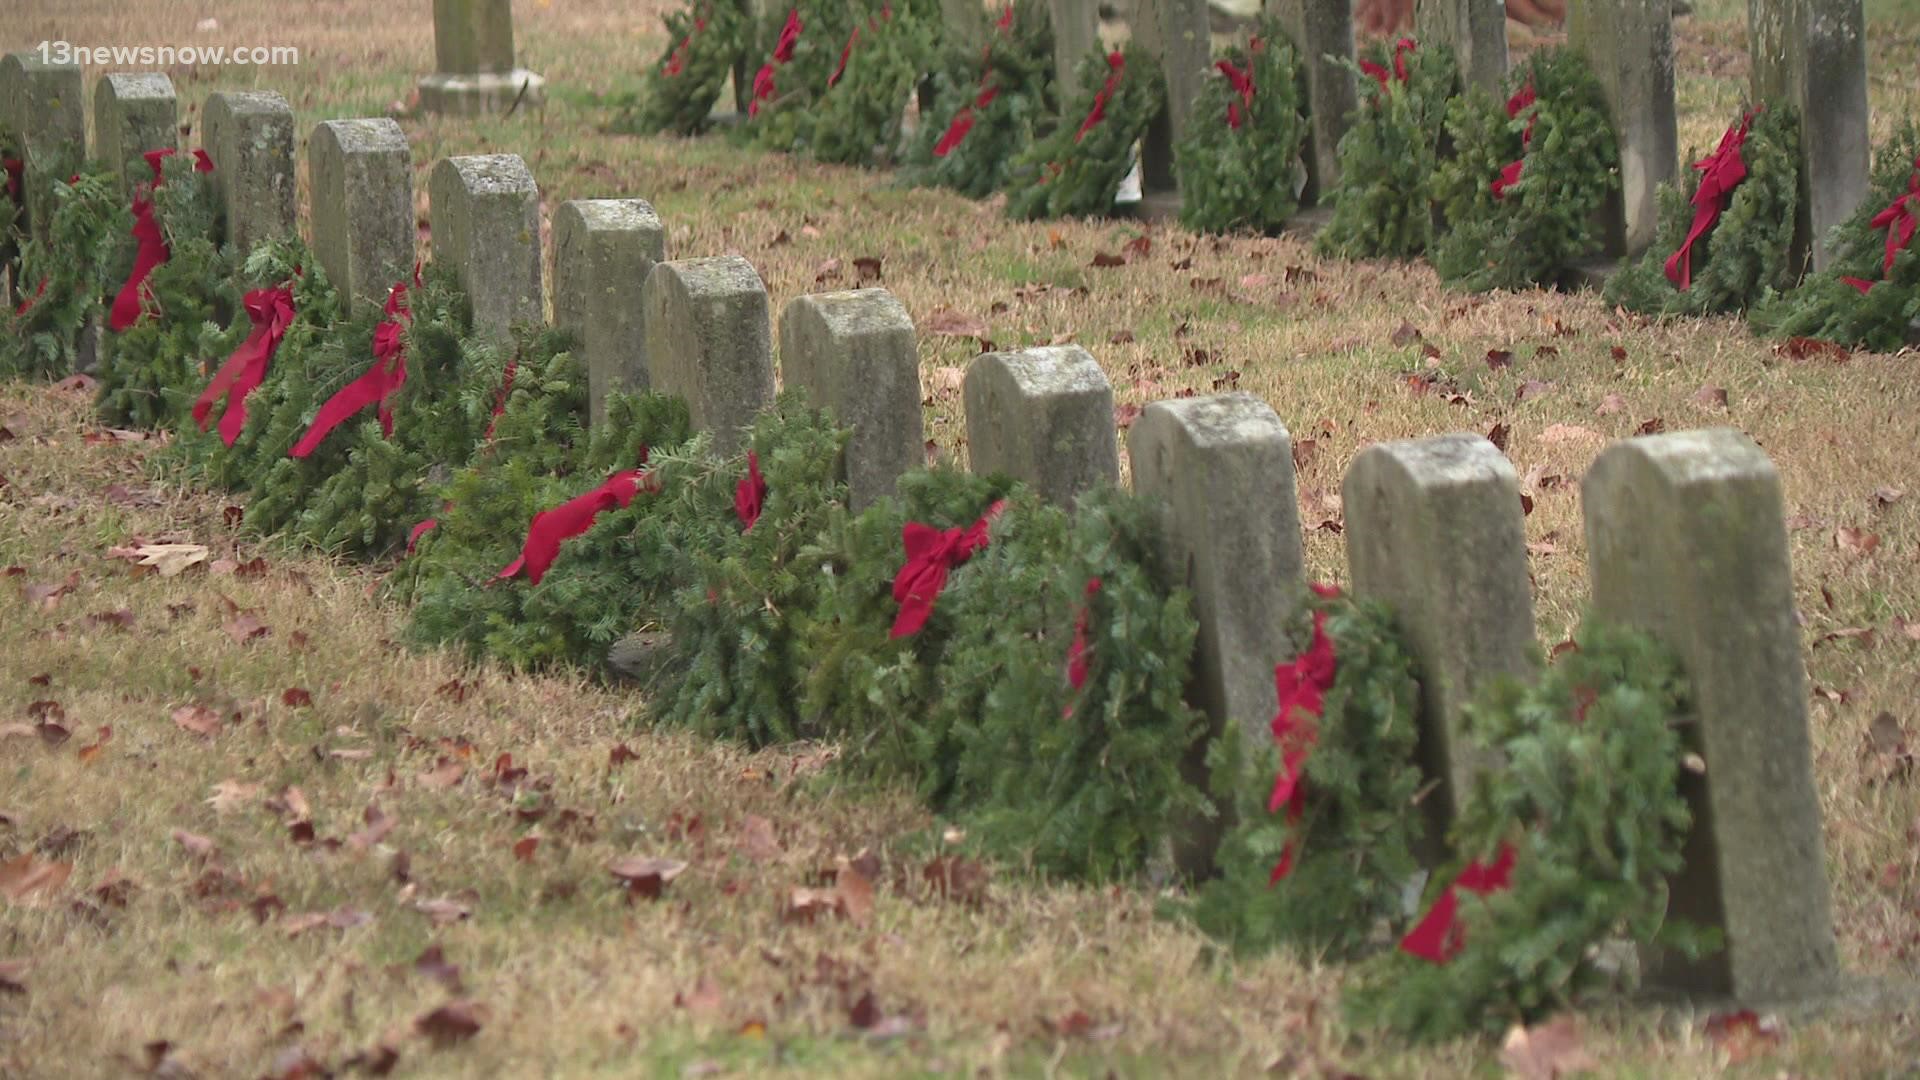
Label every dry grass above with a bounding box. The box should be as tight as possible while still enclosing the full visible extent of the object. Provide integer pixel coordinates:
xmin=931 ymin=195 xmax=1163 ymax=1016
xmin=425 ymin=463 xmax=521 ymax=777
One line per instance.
xmin=3 ymin=0 xmax=1920 ymax=1075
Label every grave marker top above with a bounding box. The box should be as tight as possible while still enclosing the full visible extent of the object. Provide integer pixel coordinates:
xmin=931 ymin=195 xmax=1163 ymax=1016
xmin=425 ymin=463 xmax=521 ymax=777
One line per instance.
xmin=93 ymin=73 xmax=178 ymax=197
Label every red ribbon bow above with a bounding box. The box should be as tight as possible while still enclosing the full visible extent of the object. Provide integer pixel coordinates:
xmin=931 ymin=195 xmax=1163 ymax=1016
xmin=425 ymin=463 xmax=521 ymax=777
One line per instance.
xmin=750 ymin=9 xmax=804 ymax=116
xmin=498 ymin=469 xmax=658 ymax=586
xmin=289 ymin=272 xmax=420 ymax=458
xmin=1075 ymin=52 xmax=1126 ymax=144
xmin=14 ymin=277 xmax=48 ymax=318
xmin=735 ymin=450 xmax=767 ymax=530
xmin=406 ymin=517 xmax=439 ymax=554
xmin=889 ymin=500 xmax=1006 ymax=638
xmin=1266 ymin=607 xmax=1337 ymax=883
xmin=1490 ymin=82 xmax=1537 ymax=201
xmin=1215 ymin=59 xmax=1254 ymax=130
xmin=1360 ymin=36 xmax=1417 ymax=90
xmin=192 ymin=285 xmax=295 ymax=446
xmin=828 ymin=26 xmax=860 ymax=88
xmin=1399 ymin=843 xmax=1518 ymax=963
xmin=663 ymin=16 xmax=706 ymax=77
xmin=1664 ymin=113 xmax=1753 ymax=290
xmin=1065 ymin=577 xmax=1103 ymax=692
xmin=110 ymin=148 xmax=214 ymax=332
xmin=934 ymin=83 xmax=1000 ymax=157
xmin=481 ymin=356 xmax=519 ymax=442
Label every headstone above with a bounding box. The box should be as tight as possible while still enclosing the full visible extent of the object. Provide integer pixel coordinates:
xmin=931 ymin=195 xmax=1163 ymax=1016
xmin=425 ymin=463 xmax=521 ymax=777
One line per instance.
xmin=1582 ymin=428 xmax=1838 ymax=1003
xmin=1749 ymin=0 xmax=1869 ymax=274
xmin=778 ymin=289 xmax=925 ymax=511
xmin=553 ymin=199 xmax=666 ymax=425
xmin=202 ymin=91 xmax=297 ymax=253
xmin=1414 ymin=0 xmax=1507 ymax=94
xmin=1129 ymin=393 xmax=1306 ymax=873
xmin=1268 ymin=0 xmax=1359 ymax=203
xmin=1569 ymin=0 xmax=1677 ymax=257
xmin=0 ymin=53 xmax=85 ymax=248
xmin=962 ymin=345 xmax=1119 ymax=505
xmin=308 ymin=119 xmax=415 ymax=311
xmin=428 ymin=154 xmax=543 ymax=339
xmin=418 ymin=0 xmax=548 ymax=115
xmin=1342 ymin=433 xmax=1536 ymax=856
xmin=641 ymin=255 xmax=775 ymax=457
xmin=1047 ymin=0 xmax=1103 ymax=106
xmin=93 ymin=73 xmax=178 ymax=198
xmin=1132 ymin=0 xmax=1213 ymax=194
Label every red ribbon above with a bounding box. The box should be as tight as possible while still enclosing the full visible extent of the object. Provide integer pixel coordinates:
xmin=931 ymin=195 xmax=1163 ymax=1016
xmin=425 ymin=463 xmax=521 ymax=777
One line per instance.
xmin=1664 ymin=113 xmax=1753 ymax=290
xmin=1266 ymin=607 xmax=1337 ymax=883
xmin=1868 ymin=157 xmax=1920 ymax=276
xmin=192 ymin=285 xmax=295 ymax=446
xmin=734 ymin=450 xmax=766 ymax=530
xmin=663 ymin=16 xmax=706 ymax=77
xmin=14 ymin=277 xmax=48 ymax=317
xmin=1065 ymin=578 xmax=1103 ymax=692
xmin=482 ymin=356 xmax=519 ymax=442
xmin=749 ymin=9 xmax=803 ymax=117
xmin=1216 ymin=59 xmax=1253 ymax=130
xmin=1399 ymin=843 xmax=1518 ymax=963
xmin=1075 ymin=52 xmax=1126 ymax=144
xmin=407 ymin=518 xmax=438 ymax=554
xmin=1360 ymin=37 xmax=1418 ymax=90
xmin=934 ymin=83 xmax=999 ymax=157
xmin=288 ymin=274 xmax=419 ymax=458
xmin=1491 ymin=82 xmax=1537 ymax=201
xmin=828 ymin=26 xmax=860 ymax=88
xmin=889 ymin=500 xmax=1006 ymax=638
xmin=110 ymin=149 xmax=214 ymax=331
xmin=498 ymin=469 xmax=659 ymax=586
xmin=2 ymin=158 xmax=21 ymax=206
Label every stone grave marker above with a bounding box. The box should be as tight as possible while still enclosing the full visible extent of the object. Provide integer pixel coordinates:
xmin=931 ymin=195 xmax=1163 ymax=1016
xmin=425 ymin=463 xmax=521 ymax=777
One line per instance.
xmin=93 ymin=73 xmax=178 ymax=198
xmin=428 ymin=154 xmax=543 ymax=339
xmin=963 ymin=345 xmax=1119 ymax=506
xmin=1132 ymin=0 xmax=1213 ymax=196
xmin=1415 ymin=0 xmax=1508 ymax=94
xmin=553 ymin=199 xmax=666 ymax=425
xmin=203 ymin=91 xmax=297 ymax=252
xmin=641 ymin=255 xmax=775 ymax=457
xmin=309 ymin=119 xmax=415 ymax=311
xmin=1749 ymin=0 xmax=1869 ymax=274
xmin=778 ymin=288 xmax=924 ymax=511
xmin=419 ymin=0 xmax=548 ymax=115
xmin=1569 ymin=0 xmax=1678 ymax=257
xmin=0 ymin=52 xmax=85 ymax=250
xmin=1269 ymin=0 xmax=1359 ymax=204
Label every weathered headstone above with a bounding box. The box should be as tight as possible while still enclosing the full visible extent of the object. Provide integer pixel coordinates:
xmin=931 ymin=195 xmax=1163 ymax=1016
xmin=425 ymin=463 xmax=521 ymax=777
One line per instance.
xmin=93 ymin=73 xmax=178 ymax=198
xmin=1569 ymin=0 xmax=1677 ymax=257
xmin=1268 ymin=0 xmax=1359 ymax=203
xmin=1582 ymin=427 xmax=1838 ymax=1004
xmin=1129 ymin=393 xmax=1306 ymax=873
xmin=1342 ymin=433 xmax=1536 ymax=855
xmin=1749 ymin=0 xmax=1869 ymax=274
xmin=641 ymin=255 xmax=775 ymax=457
xmin=553 ymin=199 xmax=666 ymax=425
xmin=309 ymin=119 xmax=414 ymax=311
xmin=0 ymin=53 xmax=85 ymax=248
xmin=1132 ymin=0 xmax=1213 ymax=195
xmin=202 ymin=91 xmax=297 ymax=252
xmin=963 ymin=345 xmax=1119 ymax=506
xmin=778 ymin=289 xmax=924 ymax=511
xmin=1414 ymin=0 xmax=1507 ymax=94
xmin=418 ymin=0 xmax=548 ymax=115
xmin=428 ymin=154 xmax=543 ymax=339
xmin=1048 ymin=0 xmax=1103 ymax=106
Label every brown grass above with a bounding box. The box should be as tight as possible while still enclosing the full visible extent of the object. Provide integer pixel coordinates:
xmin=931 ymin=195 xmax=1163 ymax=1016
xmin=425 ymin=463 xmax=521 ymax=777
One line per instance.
xmin=3 ymin=0 xmax=1920 ymax=1074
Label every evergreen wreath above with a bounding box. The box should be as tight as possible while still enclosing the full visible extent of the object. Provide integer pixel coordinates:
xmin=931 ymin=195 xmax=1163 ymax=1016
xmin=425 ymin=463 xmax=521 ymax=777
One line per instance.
xmin=616 ymin=0 xmax=748 ymax=136
xmin=1 ymin=122 xmax=20 ymax=295
xmin=899 ymin=0 xmax=1057 ymax=199
xmin=1 ymin=167 xmax=128 ymax=380
xmin=1604 ymin=105 xmax=1799 ymax=317
xmin=1428 ymin=47 xmax=1618 ymax=292
xmin=1343 ymin=620 xmax=1717 ymax=1043
xmin=1005 ymin=44 xmax=1166 ymax=221
xmin=738 ymin=1 xmax=851 ymax=155
xmin=1189 ymin=587 xmax=1426 ymax=959
xmin=1173 ymin=25 xmax=1309 ymax=235
xmin=807 ymin=0 xmax=939 ymax=167
xmin=1749 ymin=121 xmax=1920 ymax=351
xmin=1314 ymin=38 xmax=1459 ymax=260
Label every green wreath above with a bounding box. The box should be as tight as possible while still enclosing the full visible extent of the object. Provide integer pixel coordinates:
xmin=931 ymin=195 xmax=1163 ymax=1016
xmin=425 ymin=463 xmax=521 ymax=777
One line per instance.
xmin=737 ymin=1 xmax=852 ymax=155
xmin=900 ymin=0 xmax=1057 ymax=199
xmin=616 ymin=0 xmax=747 ymax=136
xmin=1315 ymin=37 xmax=1459 ymax=260
xmin=1005 ymin=44 xmax=1165 ymax=221
xmin=807 ymin=0 xmax=938 ymax=167
xmin=1173 ymin=23 xmax=1309 ymax=234
xmin=1 ymin=167 xmax=127 ymax=380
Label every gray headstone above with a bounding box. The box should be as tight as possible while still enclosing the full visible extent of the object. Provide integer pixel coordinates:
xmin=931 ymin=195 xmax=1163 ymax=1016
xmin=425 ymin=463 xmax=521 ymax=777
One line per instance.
xmin=1582 ymin=428 xmax=1838 ymax=1004
xmin=202 ymin=91 xmax=296 ymax=253
xmin=1268 ymin=0 xmax=1359 ymax=204
xmin=1749 ymin=0 xmax=1868 ymax=274
xmin=641 ymin=255 xmax=775 ymax=458
xmin=428 ymin=154 xmax=543 ymax=339
xmin=1414 ymin=0 xmax=1507 ymax=94
xmin=778 ymin=289 xmax=925 ymax=511
xmin=1132 ymin=0 xmax=1214 ymax=194
xmin=1569 ymin=0 xmax=1678 ymax=257
xmin=93 ymin=73 xmax=178 ymax=199
xmin=1342 ymin=433 xmax=1537 ymax=856
xmin=0 ymin=53 xmax=85 ymax=248
xmin=962 ymin=345 xmax=1119 ymax=506
xmin=419 ymin=0 xmax=547 ymax=115
xmin=1048 ymin=0 xmax=1103 ymax=106
xmin=309 ymin=119 xmax=415 ymax=311
xmin=1129 ymin=393 xmax=1306 ymax=873
xmin=553 ymin=199 xmax=666 ymax=425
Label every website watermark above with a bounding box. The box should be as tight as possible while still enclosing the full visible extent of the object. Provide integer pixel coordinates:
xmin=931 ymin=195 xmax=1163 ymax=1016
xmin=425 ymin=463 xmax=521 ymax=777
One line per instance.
xmin=36 ymin=41 xmax=300 ymax=67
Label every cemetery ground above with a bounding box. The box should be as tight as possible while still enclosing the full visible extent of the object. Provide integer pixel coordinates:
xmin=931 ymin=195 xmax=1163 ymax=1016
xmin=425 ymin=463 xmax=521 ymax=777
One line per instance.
xmin=4 ymin=0 xmax=1920 ymax=1074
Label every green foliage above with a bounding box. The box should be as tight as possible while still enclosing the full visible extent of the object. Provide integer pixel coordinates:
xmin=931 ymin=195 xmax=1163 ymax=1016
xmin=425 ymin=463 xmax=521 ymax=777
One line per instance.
xmin=807 ymin=0 xmax=938 ymax=167
xmin=1315 ymin=40 xmax=1459 ymax=260
xmin=1174 ymin=26 xmax=1308 ymax=234
xmin=1429 ymin=48 xmax=1618 ymax=291
xmin=615 ymin=0 xmax=747 ymax=136
xmin=1 ymin=168 xmax=128 ymax=379
xmin=1190 ymin=592 xmax=1426 ymax=959
xmin=1005 ymin=44 xmax=1165 ymax=221
xmin=1750 ymin=121 xmax=1920 ymax=350
xmin=1605 ymin=105 xmax=1799 ymax=317
xmin=738 ymin=1 xmax=853 ymax=155
xmin=1344 ymin=620 xmax=1716 ymax=1042
xmin=900 ymin=0 xmax=1057 ymax=198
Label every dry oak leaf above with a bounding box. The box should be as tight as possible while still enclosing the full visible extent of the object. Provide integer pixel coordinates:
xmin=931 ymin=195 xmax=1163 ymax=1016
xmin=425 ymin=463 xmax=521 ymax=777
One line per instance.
xmin=608 ymin=855 xmax=687 ymax=901
xmin=416 ymin=1000 xmax=486 ymax=1047
xmin=133 ymin=543 xmax=209 ymax=577
xmin=171 ymin=704 xmax=223 ymax=738
xmin=1500 ymin=1014 xmax=1596 ymax=1079
xmin=0 ymin=853 xmax=72 ymax=905
xmin=0 ymin=959 xmax=27 ymax=995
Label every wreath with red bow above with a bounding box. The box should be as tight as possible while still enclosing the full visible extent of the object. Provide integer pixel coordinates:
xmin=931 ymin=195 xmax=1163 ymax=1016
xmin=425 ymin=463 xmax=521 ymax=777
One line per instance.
xmin=1171 ymin=23 xmax=1309 ymax=234
xmin=0 ymin=167 xmax=128 ymax=380
xmin=807 ymin=0 xmax=938 ymax=167
xmin=1315 ymin=37 xmax=1460 ymax=260
xmin=1005 ymin=44 xmax=1165 ymax=221
xmin=902 ymin=0 xmax=1058 ymax=198
xmin=619 ymin=0 xmax=747 ymax=136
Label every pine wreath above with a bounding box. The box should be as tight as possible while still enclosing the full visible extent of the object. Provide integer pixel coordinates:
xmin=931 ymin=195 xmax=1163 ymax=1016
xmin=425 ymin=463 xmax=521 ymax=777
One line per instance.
xmin=807 ymin=0 xmax=938 ymax=167
xmin=900 ymin=0 xmax=1057 ymax=198
xmin=1314 ymin=37 xmax=1459 ymax=260
xmin=1429 ymin=47 xmax=1618 ymax=292
xmin=738 ymin=2 xmax=851 ymax=154
xmin=1 ymin=167 xmax=128 ymax=380
xmin=1749 ymin=121 xmax=1920 ymax=351
xmin=1604 ymin=105 xmax=1799 ymax=317
xmin=616 ymin=0 xmax=747 ymax=136
xmin=1173 ymin=23 xmax=1309 ymax=234
xmin=1005 ymin=44 xmax=1165 ymax=221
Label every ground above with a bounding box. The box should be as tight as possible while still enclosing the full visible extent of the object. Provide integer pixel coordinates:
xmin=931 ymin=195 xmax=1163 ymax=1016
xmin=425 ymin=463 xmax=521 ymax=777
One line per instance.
xmin=2 ymin=0 xmax=1919 ymax=1075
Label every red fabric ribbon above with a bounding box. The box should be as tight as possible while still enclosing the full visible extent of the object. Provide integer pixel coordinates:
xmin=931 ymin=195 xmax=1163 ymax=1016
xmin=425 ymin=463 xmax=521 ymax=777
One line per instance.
xmin=996 ymin=3 xmax=1013 ymax=30
xmin=1664 ymin=113 xmax=1753 ymax=290
xmin=934 ymin=83 xmax=999 ymax=157
xmin=889 ymin=500 xmax=1006 ymax=638
xmin=1065 ymin=577 xmax=1103 ymax=691
xmin=1868 ymin=158 xmax=1920 ymax=276
xmin=288 ymin=275 xmax=418 ymax=458
xmin=1216 ymin=59 xmax=1254 ymax=130
xmin=828 ymin=26 xmax=860 ymax=88
xmin=1265 ymin=608 xmax=1337 ymax=883
xmin=750 ymin=9 xmax=804 ymax=117
xmin=1074 ymin=52 xmax=1126 ymax=144
xmin=2 ymin=158 xmax=21 ymax=206
xmin=482 ymin=356 xmax=519 ymax=442
xmin=109 ymin=148 xmax=213 ymax=332
xmin=1491 ymin=82 xmax=1537 ymax=201
xmin=735 ymin=451 xmax=767 ymax=530
xmin=1360 ymin=37 xmax=1417 ymax=90
xmin=14 ymin=277 xmax=48 ymax=317
xmin=498 ymin=469 xmax=658 ymax=586
xmin=192 ymin=285 xmax=295 ymax=446
xmin=663 ymin=16 xmax=706 ymax=77
xmin=407 ymin=518 xmax=438 ymax=554
xmin=1399 ymin=843 xmax=1518 ymax=963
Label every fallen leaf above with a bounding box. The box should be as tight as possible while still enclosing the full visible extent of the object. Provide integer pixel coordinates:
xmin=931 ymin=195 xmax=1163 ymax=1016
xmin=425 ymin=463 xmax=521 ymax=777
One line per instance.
xmin=608 ymin=856 xmax=687 ymax=901
xmin=171 ymin=829 xmax=218 ymax=860
xmin=0 ymin=853 xmax=73 ymax=905
xmin=1595 ymin=393 xmax=1626 ymax=416
xmin=416 ymin=1000 xmax=485 ymax=1047
xmin=134 ymin=543 xmax=209 ymax=577
xmin=512 ymin=836 xmax=539 ymax=862
xmin=1704 ymin=1009 xmax=1783 ymax=1065
xmin=281 ymin=687 xmax=313 ymax=708
xmin=347 ymin=804 xmax=396 ymax=850
xmin=1500 ymin=1014 xmax=1595 ymax=1079
xmin=171 ymin=705 xmax=223 ymax=738
xmin=224 ymin=612 xmax=270 ymax=645
xmin=76 ymin=726 xmax=112 ymax=763
xmin=1691 ymin=384 xmax=1730 ymax=410
xmin=0 ymin=959 xmax=27 ymax=995
xmin=1485 ymin=423 xmax=1510 ymax=452
xmin=1835 ymin=527 xmax=1881 ymax=557
xmin=412 ymin=896 xmax=473 ymax=925
xmin=923 ymin=308 xmax=988 ymax=339
xmin=852 ymin=256 xmax=882 ymax=283
xmin=207 ymin=780 xmax=262 ymax=814
xmin=737 ymin=815 xmax=781 ymax=863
